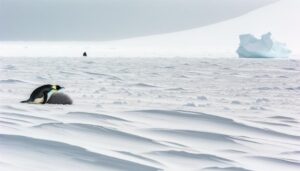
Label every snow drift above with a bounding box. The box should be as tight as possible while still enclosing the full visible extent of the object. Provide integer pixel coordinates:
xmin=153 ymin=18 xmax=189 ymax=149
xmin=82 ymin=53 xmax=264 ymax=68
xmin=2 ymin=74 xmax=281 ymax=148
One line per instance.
xmin=1 ymin=57 xmax=300 ymax=171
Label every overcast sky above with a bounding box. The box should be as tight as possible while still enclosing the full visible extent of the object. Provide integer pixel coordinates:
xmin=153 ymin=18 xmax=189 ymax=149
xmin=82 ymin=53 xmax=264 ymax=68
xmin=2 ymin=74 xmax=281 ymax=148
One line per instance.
xmin=0 ymin=0 xmax=277 ymax=41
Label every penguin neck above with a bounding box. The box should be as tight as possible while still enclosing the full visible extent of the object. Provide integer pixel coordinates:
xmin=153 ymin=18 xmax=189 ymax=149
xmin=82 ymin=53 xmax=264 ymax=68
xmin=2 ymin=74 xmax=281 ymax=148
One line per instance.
xmin=46 ymin=89 xmax=58 ymax=102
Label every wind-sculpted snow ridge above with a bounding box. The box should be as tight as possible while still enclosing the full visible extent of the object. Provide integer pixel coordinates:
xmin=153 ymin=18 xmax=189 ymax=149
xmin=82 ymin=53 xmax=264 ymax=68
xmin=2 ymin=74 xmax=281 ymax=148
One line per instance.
xmin=1 ymin=58 xmax=300 ymax=171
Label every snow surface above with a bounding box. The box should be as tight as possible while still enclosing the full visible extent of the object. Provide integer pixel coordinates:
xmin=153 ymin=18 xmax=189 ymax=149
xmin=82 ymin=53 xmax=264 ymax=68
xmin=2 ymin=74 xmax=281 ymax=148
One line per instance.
xmin=237 ymin=33 xmax=291 ymax=58
xmin=0 ymin=0 xmax=299 ymax=58
xmin=1 ymin=57 xmax=300 ymax=171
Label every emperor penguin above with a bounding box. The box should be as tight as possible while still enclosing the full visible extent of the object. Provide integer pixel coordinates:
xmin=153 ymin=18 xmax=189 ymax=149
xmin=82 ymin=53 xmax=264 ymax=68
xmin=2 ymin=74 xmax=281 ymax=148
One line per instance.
xmin=21 ymin=84 xmax=63 ymax=104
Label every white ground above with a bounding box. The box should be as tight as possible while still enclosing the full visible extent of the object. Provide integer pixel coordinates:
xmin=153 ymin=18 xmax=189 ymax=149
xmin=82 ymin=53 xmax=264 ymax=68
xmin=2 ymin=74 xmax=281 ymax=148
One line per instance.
xmin=0 ymin=57 xmax=299 ymax=171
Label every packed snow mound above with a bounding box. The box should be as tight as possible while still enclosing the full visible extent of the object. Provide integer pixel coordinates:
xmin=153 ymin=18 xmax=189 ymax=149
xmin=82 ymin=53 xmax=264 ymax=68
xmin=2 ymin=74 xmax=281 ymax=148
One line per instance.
xmin=237 ymin=32 xmax=291 ymax=58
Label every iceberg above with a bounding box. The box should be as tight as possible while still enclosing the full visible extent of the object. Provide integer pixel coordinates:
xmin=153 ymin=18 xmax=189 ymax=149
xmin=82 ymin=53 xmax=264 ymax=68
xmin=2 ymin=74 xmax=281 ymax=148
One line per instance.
xmin=237 ymin=32 xmax=291 ymax=58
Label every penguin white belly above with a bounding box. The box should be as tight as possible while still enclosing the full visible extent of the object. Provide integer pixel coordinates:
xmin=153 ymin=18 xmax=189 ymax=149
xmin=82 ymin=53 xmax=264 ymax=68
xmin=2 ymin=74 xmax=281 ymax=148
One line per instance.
xmin=33 ymin=97 xmax=44 ymax=104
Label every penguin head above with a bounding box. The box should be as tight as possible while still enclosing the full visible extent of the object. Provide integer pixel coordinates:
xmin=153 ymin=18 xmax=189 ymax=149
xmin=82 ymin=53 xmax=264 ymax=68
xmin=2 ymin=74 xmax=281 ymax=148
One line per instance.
xmin=56 ymin=85 xmax=64 ymax=90
xmin=46 ymin=85 xmax=64 ymax=102
xmin=49 ymin=85 xmax=64 ymax=95
xmin=51 ymin=85 xmax=64 ymax=91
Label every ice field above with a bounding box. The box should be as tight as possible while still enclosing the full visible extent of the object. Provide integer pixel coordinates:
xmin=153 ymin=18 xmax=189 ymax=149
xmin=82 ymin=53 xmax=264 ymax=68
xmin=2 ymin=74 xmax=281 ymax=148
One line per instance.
xmin=0 ymin=57 xmax=299 ymax=171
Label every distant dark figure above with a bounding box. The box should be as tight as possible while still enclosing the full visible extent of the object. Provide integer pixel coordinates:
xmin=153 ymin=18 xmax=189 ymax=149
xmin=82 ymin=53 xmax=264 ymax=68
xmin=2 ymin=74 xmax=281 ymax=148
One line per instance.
xmin=83 ymin=52 xmax=87 ymax=57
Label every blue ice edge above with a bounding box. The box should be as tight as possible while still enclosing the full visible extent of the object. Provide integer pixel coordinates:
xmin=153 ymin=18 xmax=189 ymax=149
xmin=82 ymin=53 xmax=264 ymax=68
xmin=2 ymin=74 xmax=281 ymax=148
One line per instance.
xmin=237 ymin=33 xmax=291 ymax=58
